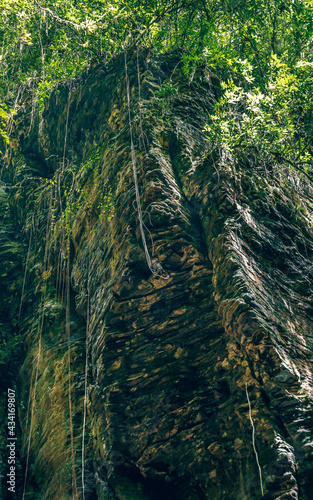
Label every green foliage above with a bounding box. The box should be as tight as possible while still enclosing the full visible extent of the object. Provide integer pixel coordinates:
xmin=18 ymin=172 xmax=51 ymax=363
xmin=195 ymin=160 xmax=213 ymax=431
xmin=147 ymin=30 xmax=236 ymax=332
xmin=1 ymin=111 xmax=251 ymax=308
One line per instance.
xmin=97 ymin=185 xmax=115 ymax=221
xmin=1 ymin=0 xmax=313 ymax=178
xmin=0 ymin=102 xmax=11 ymax=148
xmin=0 ymin=0 xmax=310 ymax=97
xmin=79 ymin=148 xmax=101 ymax=176
xmin=153 ymin=80 xmax=179 ymax=110
xmin=204 ymin=53 xmax=313 ymax=179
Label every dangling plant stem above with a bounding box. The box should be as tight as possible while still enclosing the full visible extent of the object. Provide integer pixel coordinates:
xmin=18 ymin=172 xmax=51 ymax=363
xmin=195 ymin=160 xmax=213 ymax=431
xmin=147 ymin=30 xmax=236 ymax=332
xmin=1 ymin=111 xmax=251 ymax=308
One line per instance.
xmin=136 ymin=47 xmax=148 ymax=152
xmin=18 ymin=214 xmax=34 ymax=322
xmin=124 ymin=51 xmax=168 ymax=280
xmin=22 ymin=186 xmax=53 ymax=499
xmin=66 ymin=240 xmax=78 ymax=499
xmin=55 ymin=248 xmax=63 ymax=299
xmin=63 ymin=82 xmax=72 ymax=172
xmin=245 ymin=382 xmax=264 ymax=497
xmin=81 ymin=251 xmax=91 ymax=500
xmin=21 ymin=359 xmax=36 ymax=500
xmin=22 ymin=319 xmax=43 ymax=500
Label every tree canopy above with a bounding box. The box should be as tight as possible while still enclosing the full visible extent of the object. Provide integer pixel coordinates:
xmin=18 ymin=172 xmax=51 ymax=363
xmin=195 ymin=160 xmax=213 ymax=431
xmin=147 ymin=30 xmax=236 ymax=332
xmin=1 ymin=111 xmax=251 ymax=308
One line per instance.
xmin=1 ymin=0 xmax=313 ymax=177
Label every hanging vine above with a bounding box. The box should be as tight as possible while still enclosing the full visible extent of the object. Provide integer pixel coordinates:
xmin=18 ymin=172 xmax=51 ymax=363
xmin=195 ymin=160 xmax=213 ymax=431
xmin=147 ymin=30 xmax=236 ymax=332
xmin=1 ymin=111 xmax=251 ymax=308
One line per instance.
xmin=81 ymin=247 xmax=91 ymax=500
xmin=124 ymin=51 xmax=169 ymax=280
xmin=22 ymin=187 xmax=54 ymax=499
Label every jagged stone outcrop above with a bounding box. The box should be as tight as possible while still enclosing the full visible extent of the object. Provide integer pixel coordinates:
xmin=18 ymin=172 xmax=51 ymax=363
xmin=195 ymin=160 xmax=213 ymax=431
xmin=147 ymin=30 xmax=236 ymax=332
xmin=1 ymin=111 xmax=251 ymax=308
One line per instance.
xmin=1 ymin=50 xmax=313 ymax=499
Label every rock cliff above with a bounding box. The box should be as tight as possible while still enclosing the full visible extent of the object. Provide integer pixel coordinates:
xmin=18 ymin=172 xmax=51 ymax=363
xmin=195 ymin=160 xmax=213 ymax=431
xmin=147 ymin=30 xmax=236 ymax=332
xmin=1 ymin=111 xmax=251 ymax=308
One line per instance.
xmin=0 ymin=51 xmax=313 ymax=499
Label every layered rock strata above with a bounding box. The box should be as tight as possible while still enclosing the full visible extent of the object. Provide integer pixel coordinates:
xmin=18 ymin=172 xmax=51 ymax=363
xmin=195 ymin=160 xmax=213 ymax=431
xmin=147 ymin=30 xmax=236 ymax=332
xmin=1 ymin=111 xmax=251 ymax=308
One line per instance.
xmin=1 ymin=51 xmax=313 ymax=499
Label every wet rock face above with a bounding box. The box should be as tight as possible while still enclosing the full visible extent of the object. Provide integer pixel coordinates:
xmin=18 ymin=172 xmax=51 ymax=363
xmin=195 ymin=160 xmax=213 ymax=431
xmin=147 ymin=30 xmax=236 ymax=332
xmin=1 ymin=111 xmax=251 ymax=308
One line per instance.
xmin=2 ymin=51 xmax=313 ymax=499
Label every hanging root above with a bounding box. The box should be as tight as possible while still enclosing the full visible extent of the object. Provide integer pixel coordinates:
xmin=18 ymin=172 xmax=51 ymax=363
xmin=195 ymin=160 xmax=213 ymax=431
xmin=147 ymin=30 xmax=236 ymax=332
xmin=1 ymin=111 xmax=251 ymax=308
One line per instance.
xmin=66 ymin=245 xmax=79 ymax=500
xmin=22 ymin=330 xmax=42 ymax=500
xmin=18 ymin=214 xmax=34 ymax=321
xmin=63 ymin=81 xmax=72 ymax=172
xmin=136 ymin=47 xmax=149 ymax=152
xmin=125 ymin=50 xmax=169 ymax=280
xmin=81 ymin=251 xmax=91 ymax=500
xmin=23 ymin=188 xmax=54 ymax=499
xmin=245 ymin=382 xmax=264 ymax=497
